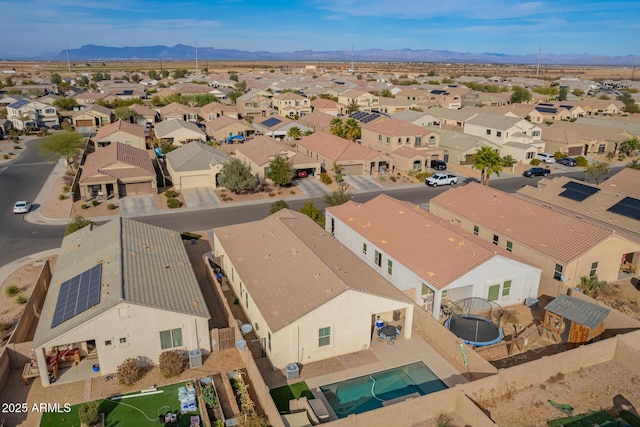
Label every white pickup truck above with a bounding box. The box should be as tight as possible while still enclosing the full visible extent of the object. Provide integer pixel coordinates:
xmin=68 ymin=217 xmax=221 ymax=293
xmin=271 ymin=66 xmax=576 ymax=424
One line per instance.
xmin=425 ymin=173 xmax=458 ymax=187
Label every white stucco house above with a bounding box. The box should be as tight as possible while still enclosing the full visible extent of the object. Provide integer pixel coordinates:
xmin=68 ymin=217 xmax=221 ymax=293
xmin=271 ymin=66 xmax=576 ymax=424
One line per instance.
xmin=32 ymin=218 xmax=211 ymax=386
xmin=213 ymin=209 xmax=414 ymax=369
xmin=325 ymin=195 xmax=542 ymax=320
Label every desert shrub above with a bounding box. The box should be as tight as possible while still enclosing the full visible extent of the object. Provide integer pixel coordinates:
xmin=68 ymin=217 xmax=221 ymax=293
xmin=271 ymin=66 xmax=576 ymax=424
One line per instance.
xmin=270 ymin=200 xmax=289 ymax=214
xmin=319 ymin=172 xmax=332 ymax=184
xmin=13 ymin=145 xmax=22 ymax=150
xmin=268 ymin=192 xmax=275 ymax=197
xmin=16 ymin=295 xmax=27 ymax=304
xmin=107 ymin=203 xmax=116 ymax=210
xmin=415 ymin=171 xmax=433 ymax=181
xmin=164 ymin=189 xmax=179 ymax=198
xmin=575 ymin=156 xmax=588 ymax=167
xmin=2 ymin=155 xmax=8 ymax=159
xmin=5 ymin=285 xmax=21 ymax=297
xmin=91 ymin=200 xmax=99 ymax=207
xmin=553 ymin=151 xmax=567 ymax=160
xmin=62 ymin=185 xmax=70 ymax=192
xmin=78 ymin=401 xmax=100 ymax=426
xmin=529 ymin=158 xmax=541 ymax=166
xmin=166 ymin=198 xmax=181 ymax=209
xmin=389 ymin=175 xmax=396 ymax=182
xmin=81 ymin=204 xmax=89 ymax=209
xmin=436 ymin=414 xmax=453 ymax=427
xmin=58 ymin=194 xmax=68 ymax=200
xmin=117 ymin=358 xmax=142 ymax=385
xmin=158 ymin=350 xmax=187 ymax=378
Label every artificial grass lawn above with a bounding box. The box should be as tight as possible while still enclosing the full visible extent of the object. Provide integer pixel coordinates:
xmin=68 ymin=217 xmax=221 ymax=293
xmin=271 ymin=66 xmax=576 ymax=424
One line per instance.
xmin=41 ymin=380 xmax=200 ymax=427
xmin=270 ymin=381 xmax=314 ymax=413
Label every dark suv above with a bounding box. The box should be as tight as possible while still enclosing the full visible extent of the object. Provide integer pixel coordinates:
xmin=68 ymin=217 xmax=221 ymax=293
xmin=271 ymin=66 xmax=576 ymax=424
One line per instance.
xmin=430 ymin=160 xmax=447 ymax=170
xmin=523 ymin=167 xmax=551 ymax=177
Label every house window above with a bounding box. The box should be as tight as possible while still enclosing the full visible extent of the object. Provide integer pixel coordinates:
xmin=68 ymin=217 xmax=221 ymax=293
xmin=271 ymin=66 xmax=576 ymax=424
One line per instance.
xmin=160 ymin=328 xmax=183 ymax=349
xmin=486 ymin=129 xmax=491 ymax=135
xmin=554 ymin=264 xmax=564 ymax=280
xmin=496 ymin=131 xmax=502 ymax=137
xmin=397 ymin=138 xmax=402 ymax=145
xmin=245 ymin=292 xmax=249 ymax=309
xmin=532 ymin=130 xmax=541 ymax=137
xmin=125 ymin=140 xmax=131 ymax=145
xmin=473 ymin=225 xmax=479 ymax=235
xmin=442 ymin=290 xmax=448 ymax=298
xmin=590 ymin=262 xmax=598 ymax=277
xmin=493 ymin=234 xmax=499 ymax=245
xmin=429 ymin=136 xmax=436 ymax=145
xmin=386 ymin=137 xmax=390 ymax=144
xmin=362 ymin=242 xmax=367 ymax=255
xmin=598 ymin=144 xmax=606 ymax=154
xmin=526 ymin=152 xmax=535 ymax=159
xmin=387 ymin=260 xmax=393 ymax=275
xmin=406 ymin=137 xmax=410 ymax=144
xmin=502 ymin=280 xmax=512 ymax=297
xmin=415 ymin=137 xmax=422 ymax=146
xmin=104 ymin=340 xmax=112 ymax=347
xmin=268 ymin=332 xmax=271 ymax=352
xmin=318 ymin=326 xmax=331 ymax=347
xmin=506 ymin=241 xmax=513 ymax=252
xmin=375 ymin=250 xmax=382 ymax=267
xmin=119 ymin=337 xmax=127 ymax=344
xmin=378 ymin=135 xmax=382 ymax=141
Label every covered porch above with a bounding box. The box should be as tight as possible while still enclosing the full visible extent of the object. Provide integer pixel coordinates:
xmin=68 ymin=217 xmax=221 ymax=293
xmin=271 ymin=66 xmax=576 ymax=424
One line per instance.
xmin=35 ymin=339 xmax=101 ymax=386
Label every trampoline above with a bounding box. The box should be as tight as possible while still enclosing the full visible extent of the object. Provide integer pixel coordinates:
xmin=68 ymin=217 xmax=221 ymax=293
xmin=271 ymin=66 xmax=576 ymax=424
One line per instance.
xmin=444 ymin=297 xmax=504 ymax=347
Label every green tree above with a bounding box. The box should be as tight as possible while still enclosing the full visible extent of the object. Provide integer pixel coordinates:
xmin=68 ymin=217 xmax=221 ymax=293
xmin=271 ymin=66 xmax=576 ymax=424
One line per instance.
xmin=39 ymin=129 xmax=84 ymax=170
xmin=287 ymin=126 xmax=302 ymax=140
xmin=269 ymin=200 xmax=289 ymax=214
xmin=510 ymin=86 xmax=532 ymax=104
xmin=501 ymin=155 xmax=516 ymax=167
xmin=218 ymin=159 xmax=259 ymax=194
xmin=323 ymin=187 xmax=353 ymax=207
xmin=234 ymin=80 xmax=248 ymax=93
xmin=229 ymin=74 xmax=239 ymax=82
xmin=130 ymin=73 xmax=140 ymax=83
xmin=578 ymin=275 xmax=608 ymax=298
xmin=172 ymin=68 xmax=188 ymax=79
xmin=227 ymin=90 xmax=244 ymax=104
xmin=114 ymin=106 xmax=137 ymax=122
xmin=78 ymin=401 xmax=100 ymax=426
xmin=347 ymin=99 xmax=360 ymax=114
xmin=329 ymin=117 xmax=344 ymax=137
xmin=619 ymin=93 xmax=640 ymax=114
xmin=627 ymin=159 xmax=640 ymax=170
xmin=77 ymin=75 xmax=90 ymax=87
xmin=65 ymin=216 xmax=95 ymax=236
xmin=266 ymin=156 xmax=295 ymax=192
xmin=584 ymin=160 xmax=609 ymax=184
xmin=343 ymin=118 xmax=361 ymax=141
xmin=558 ymin=87 xmax=568 ymax=101
xmin=572 ymin=89 xmax=585 ymax=97
xmin=299 ymin=200 xmax=325 ymax=227
xmin=148 ymin=69 xmax=159 ymax=80
xmin=162 ymin=70 xmax=170 ymax=78
xmin=620 ymin=137 xmax=640 ymax=156
xmin=51 ymin=73 xmax=62 ymax=85
xmin=53 ymin=97 xmax=78 ymax=111
xmin=380 ymin=89 xmax=393 ymax=98
xmin=92 ymin=72 xmax=104 ymax=82
xmin=472 ymin=146 xmax=503 ymax=186
xmin=303 ymin=129 xmax=314 ymax=136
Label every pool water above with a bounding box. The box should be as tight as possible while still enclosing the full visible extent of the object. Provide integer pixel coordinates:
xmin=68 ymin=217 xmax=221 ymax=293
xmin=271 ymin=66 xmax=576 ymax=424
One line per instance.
xmin=319 ymin=361 xmax=447 ymax=418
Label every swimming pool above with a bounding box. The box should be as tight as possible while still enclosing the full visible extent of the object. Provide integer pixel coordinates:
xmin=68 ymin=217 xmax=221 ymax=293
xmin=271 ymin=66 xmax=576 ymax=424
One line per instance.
xmin=319 ymin=361 xmax=447 ymax=418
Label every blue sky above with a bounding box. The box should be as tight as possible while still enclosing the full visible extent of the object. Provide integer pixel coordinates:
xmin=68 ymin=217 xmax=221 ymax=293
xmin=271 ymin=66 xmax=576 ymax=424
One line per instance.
xmin=2 ymin=0 xmax=638 ymax=57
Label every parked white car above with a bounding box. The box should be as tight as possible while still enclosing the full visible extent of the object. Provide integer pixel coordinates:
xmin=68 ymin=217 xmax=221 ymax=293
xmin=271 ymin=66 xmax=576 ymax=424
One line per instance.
xmin=426 ymin=173 xmax=458 ymax=187
xmin=13 ymin=201 xmax=31 ymax=214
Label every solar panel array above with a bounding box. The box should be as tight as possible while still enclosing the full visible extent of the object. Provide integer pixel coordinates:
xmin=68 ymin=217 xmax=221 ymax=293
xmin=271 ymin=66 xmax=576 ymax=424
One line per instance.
xmin=51 ymin=264 xmax=102 ymax=328
xmin=539 ymin=103 xmax=553 ymax=107
xmin=10 ymin=99 xmax=30 ymax=109
xmin=536 ymin=107 xmax=558 ymax=114
xmin=607 ymin=196 xmax=640 ymax=221
xmin=261 ymin=117 xmax=282 ymax=128
xmin=559 ymin=181 xmax=601 ymax=202
xmin=349 ymin=111 xmax=383 ymax=124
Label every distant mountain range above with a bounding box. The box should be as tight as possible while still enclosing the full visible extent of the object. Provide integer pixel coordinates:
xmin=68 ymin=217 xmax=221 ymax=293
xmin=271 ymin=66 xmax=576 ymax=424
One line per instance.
xmin=6 ymin=44 xmax=640 ymax=66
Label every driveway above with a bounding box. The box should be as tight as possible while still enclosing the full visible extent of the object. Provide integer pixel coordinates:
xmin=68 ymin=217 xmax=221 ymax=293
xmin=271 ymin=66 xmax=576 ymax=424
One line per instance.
xmin=293 ymin=178 xmax=331 ymax=197
xmin=182 ymin=187 xmax=221 ymax=209
xmin=119 ymin=194 xmax=158 ymax=217
xmin=343 ymin=175 xmax=383 ymax=191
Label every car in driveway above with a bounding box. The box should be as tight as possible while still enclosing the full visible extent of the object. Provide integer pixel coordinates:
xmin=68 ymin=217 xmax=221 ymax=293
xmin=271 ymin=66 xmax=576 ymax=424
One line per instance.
xmin=430 ymin=160 xmax=447 ymax=170
xmin=13 ymin=201 xmax=32 ymax=214
xmin=556 ymin=157 xmax=577 ymax=167
xmin=523 ymin=167 xmax=551 ymax=177
xmin=426 ymin=173 xmax=458 ymax=187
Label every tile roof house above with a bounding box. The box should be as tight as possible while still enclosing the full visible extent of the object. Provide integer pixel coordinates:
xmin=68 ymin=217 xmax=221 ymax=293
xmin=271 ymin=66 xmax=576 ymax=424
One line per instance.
xmin=599 ymin=168 xmax=640 ymax=199
xmin=236 ymin=90 xmax=274 ymax=120
xmin=7 ymin=99 xmax=59 ymax=130
xmin=165 ymin=141 xmax=231 ymax=190
xmin=159 ymin=102 xmax=200 ymax=123
xmin=270 ymin=92 xmax=311 ymax=117
xmin=235 ymin=135 xmax=320 ymax=179
xmin=296 ymin=111 xmax=336 ymax=133
xmin=79 ymin=142 xmax=157 ymax=201
xmin=212 ymin=209 xmax=414 ymax=368
xmin=199 ymin=101 xmax=239 ymax=121
xmin=310 ymin=98 xmax=345 ymax=116
xmin=32 ymin=218 xmax=210 ymax=386
xmin=326 ymin=195 xmax=541 ymax=320
xmin=426 ymin=125 xmax=502 ymax=165
xmin=129 ymin=103 xmax=160 ymax=126
xmin=337 ymin=89 xmax=380 ymax=112
xmin=540 ymin=120 xmax=627 ymax=157
xmin=430 ymin=183 xmax=640 ymax=289
xmin=204 ymin=116 xmax=255 ymax=142
xmin=71 ymin=104 xmax=113 ymax=128
xmin=295 ymin=131 xmax=391 ymax=176
xmin=252 ymin=115 xmax=312 ymax=140
xmin=154 ymin=119 xmax=207 ymax=145
xmin=92 ymin=120 xmax=146 ymax=150
xmin=360 ymin=119 xmax=444 ymax=172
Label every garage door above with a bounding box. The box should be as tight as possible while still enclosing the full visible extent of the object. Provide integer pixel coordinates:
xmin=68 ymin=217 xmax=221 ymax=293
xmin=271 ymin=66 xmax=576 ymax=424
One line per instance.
xmin=341 ymin=164 xmax=362 ymax=176
xmin=180 ymin=175 xmax=210 ymax=189
xmin=568 ymin=146 xmax=582 ymax=156
xmin=123 ymin=181 xmax=153 ymax=195
xmin=76 ymin=119 xmax=94 ymax=127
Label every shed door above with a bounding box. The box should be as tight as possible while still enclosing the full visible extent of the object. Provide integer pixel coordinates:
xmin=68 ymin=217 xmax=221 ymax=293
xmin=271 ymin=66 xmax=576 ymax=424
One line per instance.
xmin=76 ymin=119 xmax=94 ymax=127
xmin=487 ymin=284 xmax=500 ymax=302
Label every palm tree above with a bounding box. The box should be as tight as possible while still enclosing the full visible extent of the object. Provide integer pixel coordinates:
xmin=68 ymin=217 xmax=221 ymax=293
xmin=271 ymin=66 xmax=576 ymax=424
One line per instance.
xmin=347 ymin=100 xmax=360 ymax=114
xmin=329 ymin=117 xmax=344 ymax=136
xmin=620 ymin=137 xmax=639 ymax=157
xmin=287 ymin=126 xmax=302 ymax=140
xmin=472 ymin=146 xmax=503 ymax=186
xmin=343 ymin=118 xmax=361 ymax=141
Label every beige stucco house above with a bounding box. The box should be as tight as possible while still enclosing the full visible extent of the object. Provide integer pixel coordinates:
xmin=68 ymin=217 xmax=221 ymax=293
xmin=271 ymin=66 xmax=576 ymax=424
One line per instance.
xmin=165 ymin=141 xmax=231 ymax=190
xmin=235 ymin=135 xmax=320 ymax=179
xmin=212 ymin=209 xmax=414 ymax=369
xmin=32 ymin=218 xmax=211 ymax=386
xmin=430 ymin=183 xmax=640 ymax=289
xmin=337 ymin=89 xmax=380 ymax=112
xmin=271 ymin=92 xmax=311 ymax=117
xmin=6 ymin=99 xmax=59 ymax=130
xmin=236 ymin=90 xmax=274 ymax=120
xmin=204 ymin=116 xmax=255 ymax=142
xmin=92 ymin=120 xmax=146 ymax=150
xmin=71 ymin=104 xmax=113 ymax=128
xmin=154 ymin=119 xmax=207 ymax=145
xmin=159 ymin=102 xmax=199 ymax=122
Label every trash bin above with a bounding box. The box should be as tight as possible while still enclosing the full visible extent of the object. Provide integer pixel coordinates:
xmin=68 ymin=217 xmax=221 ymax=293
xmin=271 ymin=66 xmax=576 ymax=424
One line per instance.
xmin=285 ymin=363 xmax=299 ymax=380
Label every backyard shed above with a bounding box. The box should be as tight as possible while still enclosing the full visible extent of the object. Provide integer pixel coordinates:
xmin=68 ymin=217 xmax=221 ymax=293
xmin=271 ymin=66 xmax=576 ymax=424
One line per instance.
xmin=543 ymin=294 xmax=610 ymax=349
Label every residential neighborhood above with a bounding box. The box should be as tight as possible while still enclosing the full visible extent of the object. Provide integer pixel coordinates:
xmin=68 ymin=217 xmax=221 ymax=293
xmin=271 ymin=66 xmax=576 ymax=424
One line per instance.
xmin=1 ymin=59 xmax=640 ymax=427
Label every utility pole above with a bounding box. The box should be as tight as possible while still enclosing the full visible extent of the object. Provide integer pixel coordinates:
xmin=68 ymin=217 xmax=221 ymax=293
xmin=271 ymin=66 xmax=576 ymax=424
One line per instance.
xmin=66 ymin=43 xmax=71 ymax=73
xmin=195 ymin=41 xmax=199 ymax=75
xmin=535 ymin=44 xmax=541 ymax=80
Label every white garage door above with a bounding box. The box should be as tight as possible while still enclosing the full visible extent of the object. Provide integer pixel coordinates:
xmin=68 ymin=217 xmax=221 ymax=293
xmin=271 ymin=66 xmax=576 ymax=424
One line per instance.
xmin=342 ymin=164 xmax=363 ymax=176
xmin=180 ymin=175 xmax=211 ymax=189
xmin=123 ymin=181 xmax=153 ymax=195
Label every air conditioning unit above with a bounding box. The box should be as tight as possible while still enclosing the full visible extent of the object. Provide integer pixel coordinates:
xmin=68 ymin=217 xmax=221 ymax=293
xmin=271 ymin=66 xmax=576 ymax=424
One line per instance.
xmin=189 ymin=349 xmax=202 ymax=369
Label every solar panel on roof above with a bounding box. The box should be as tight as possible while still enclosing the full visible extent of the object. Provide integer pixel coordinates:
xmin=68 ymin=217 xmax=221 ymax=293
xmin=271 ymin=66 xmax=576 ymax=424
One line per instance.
xmin=262 ymin=117 xmax=282 ymax=128
xmin=51 ymin=264 xmax=102 ymax=328
xmin=559 ymin=105 xmax=573 ymax=109
xmin=559 ymin=181 xmax=600 ymax=202
xmin=539 ymin=103 xmax=553 ymax=106
xmin=536 ymin=107 xmax=558 ymax=113
xmin=607 ymin=196 xmax=640 ymax=221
